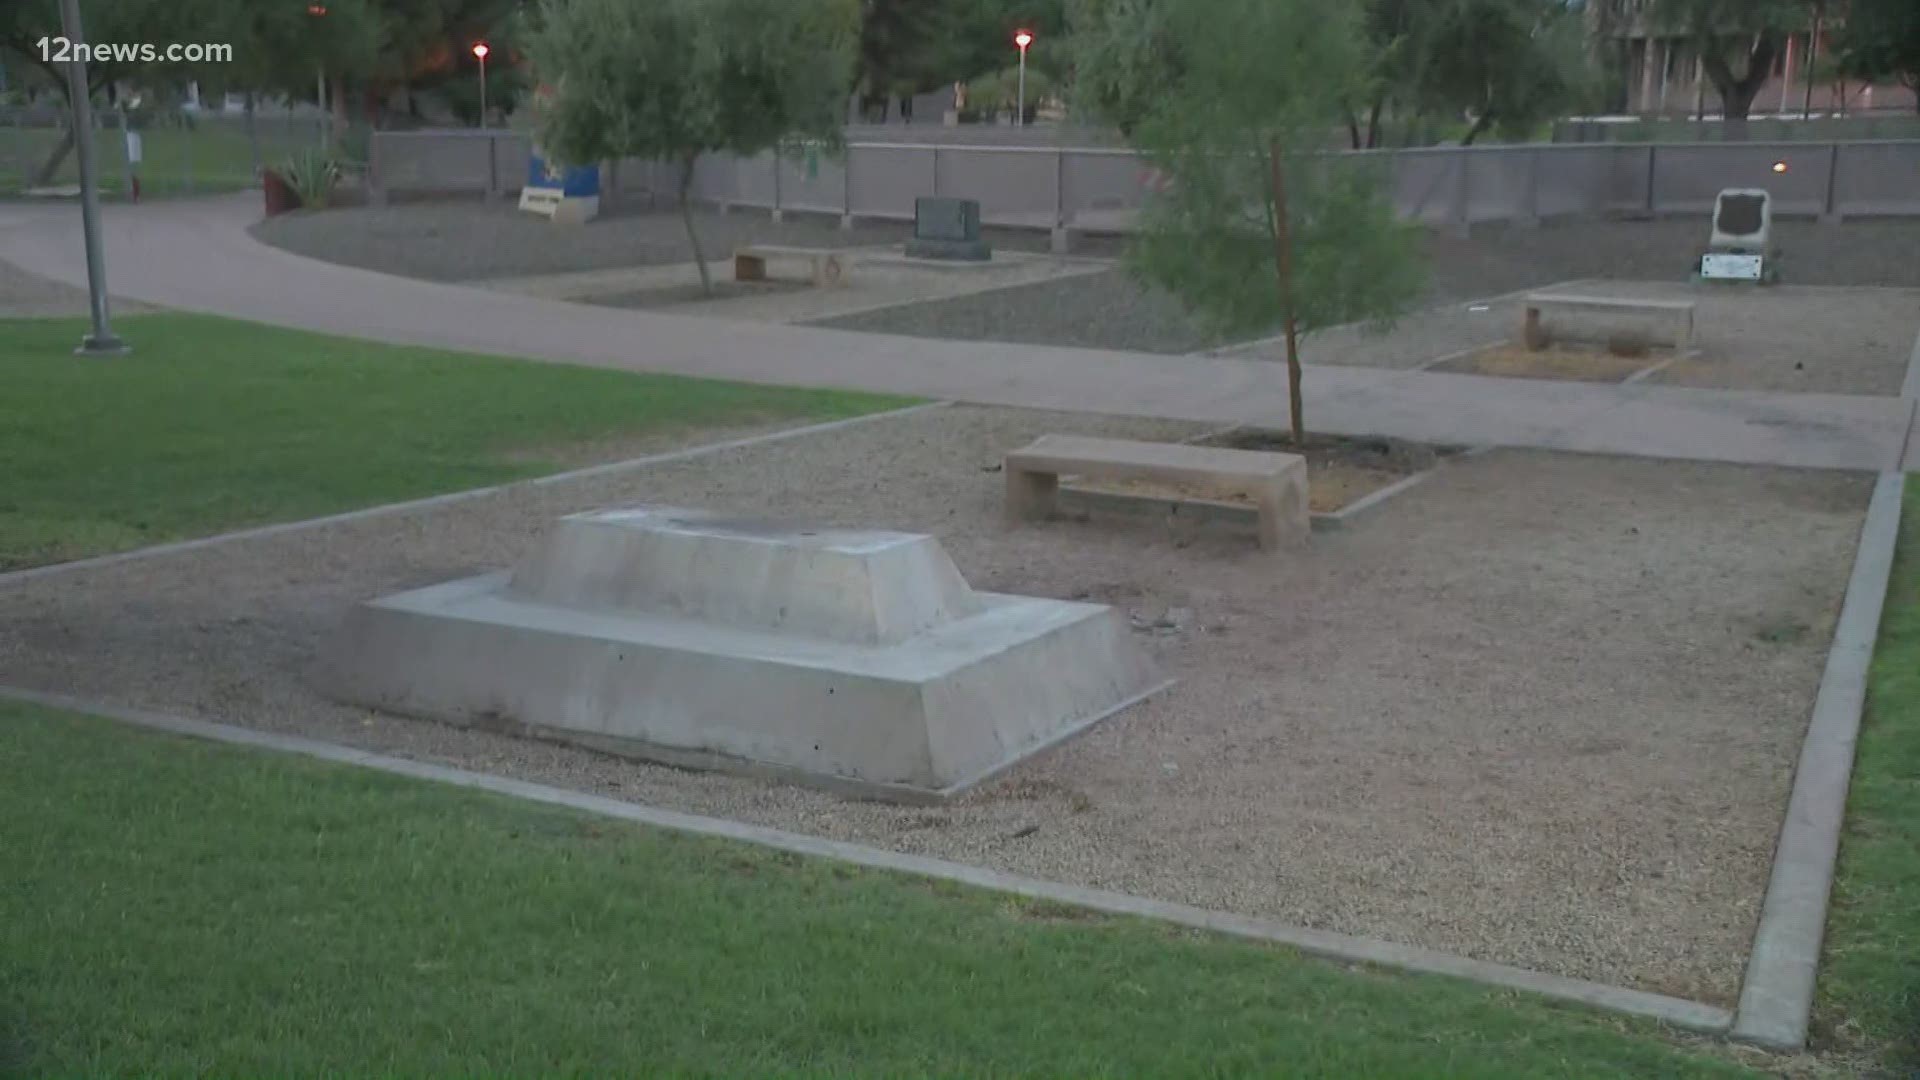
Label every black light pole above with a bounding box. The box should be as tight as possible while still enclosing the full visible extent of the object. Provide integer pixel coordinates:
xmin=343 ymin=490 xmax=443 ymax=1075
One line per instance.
xmin=58 ymin=0 xmax=128 ymax=356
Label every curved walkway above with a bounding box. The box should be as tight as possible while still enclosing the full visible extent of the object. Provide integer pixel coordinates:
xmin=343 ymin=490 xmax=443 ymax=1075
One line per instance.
xmin=4 ymin=194 xmax=1914 ymax=471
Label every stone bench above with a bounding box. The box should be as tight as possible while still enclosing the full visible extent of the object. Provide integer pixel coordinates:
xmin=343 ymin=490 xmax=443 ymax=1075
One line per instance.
xmin=1004 ymin=435 xmax=1309 ymax=551
xmin=734 ymin=245 xmax=848 ymax=288
xmin=1522 ymin=293 xmax=1695 ymax=353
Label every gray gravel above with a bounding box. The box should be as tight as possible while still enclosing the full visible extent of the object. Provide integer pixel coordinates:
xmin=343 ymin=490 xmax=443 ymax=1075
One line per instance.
xmin=0 ymin=258 xmax=158 ymax=318
xmin=249 ymin=203 xmax=1108 ymax=283
xmin=251 ymin=201 xmax=1920 ymax=357
xmin=0 ymin=404 xmax=1866 ymax=1004
xmin=817 ymin=219 xmax=1920 ymax=354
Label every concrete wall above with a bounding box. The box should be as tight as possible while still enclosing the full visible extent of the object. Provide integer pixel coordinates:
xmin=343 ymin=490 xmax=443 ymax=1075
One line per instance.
xmin=368 ymin=132 xmax=1920 ymax=230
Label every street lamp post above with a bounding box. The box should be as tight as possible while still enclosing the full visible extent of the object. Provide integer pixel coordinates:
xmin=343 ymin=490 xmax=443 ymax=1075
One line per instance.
xmin=472 ymin=42 xmax=490 ymax=127
xmin=57 ymin=0 xmax=127 ymax=356
xmin=1013 ymin=29 xmax=1033 ymax=128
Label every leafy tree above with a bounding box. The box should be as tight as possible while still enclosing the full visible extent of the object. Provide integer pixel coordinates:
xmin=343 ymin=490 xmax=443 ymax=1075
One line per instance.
xmin=527 ymin=0 xmax=859 ymax=294
xmin=1831 ymin=0 xmax=1920 ymax=112
xmin=1646 ymin=0 xmax=1807 ymax=125
xmin=1072 ymin=0 xmax=1423 ymax=442
xmin=1340 ymin=0 xmax=1596 ymax=150
xmin=1064 ymin=0 xmax=1181 ymax=135
xmin=855 ymin=0 xmax=1065 ymax=119
xmin=1418 ymin=0 xmax=1596 ymax=145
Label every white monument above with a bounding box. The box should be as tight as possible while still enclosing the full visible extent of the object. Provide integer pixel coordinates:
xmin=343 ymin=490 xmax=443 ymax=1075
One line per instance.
xmin=324 ymin=507 xmax=1169 ymax=802
xmin=1699 ymin=188 xmax=1775 ymax=283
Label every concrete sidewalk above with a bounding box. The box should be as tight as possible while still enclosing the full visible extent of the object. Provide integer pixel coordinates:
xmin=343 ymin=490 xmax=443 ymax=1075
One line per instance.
xmin=4 ymin=194 xmax=1914 ymax=472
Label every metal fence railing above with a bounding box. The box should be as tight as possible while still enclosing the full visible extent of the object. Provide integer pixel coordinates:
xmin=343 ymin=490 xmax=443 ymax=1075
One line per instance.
xmin=366 ymin=133 xmax=1920 ymax=234
xmin=3 ymin=105 xmax=328 ymax=198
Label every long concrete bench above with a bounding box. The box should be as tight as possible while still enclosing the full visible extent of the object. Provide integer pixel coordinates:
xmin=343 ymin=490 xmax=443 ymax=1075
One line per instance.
xmin=1004 ymin=435 xmax=1309 ymax=551
xmin=1522 ymin=293 xmax=1695 ymax=353
xmin=734 ymin=245 xmax=848 ymax=288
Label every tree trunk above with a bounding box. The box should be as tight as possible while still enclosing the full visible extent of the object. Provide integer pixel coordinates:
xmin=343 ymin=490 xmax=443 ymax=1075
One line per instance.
xmin=1702 ymin=34 xmax=1780 ymax=128
xmin=331 ymin=79 xmax=348 ymax=145
xmin=1461 ymin=111 xmax=1494 ymax=146
xmin=679 ymin=155 xmax=713 ymax=296
xmin=1266 ymin=139 xmax=1305 ymax=445
xmin=31 ymin=126 xmax=76 ymax=187
xmin=1346 ymin=113 xmax=1362 ymax=151
xmin=1365 ymin=100 xmax=1385 ymax=149
xmin=243 ymin=92 xmax=262 ymax=179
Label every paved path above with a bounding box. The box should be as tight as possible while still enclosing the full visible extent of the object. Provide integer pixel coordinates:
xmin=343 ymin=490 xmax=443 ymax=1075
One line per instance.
xmin=5 ymin=194 xmax=1915 ymax=472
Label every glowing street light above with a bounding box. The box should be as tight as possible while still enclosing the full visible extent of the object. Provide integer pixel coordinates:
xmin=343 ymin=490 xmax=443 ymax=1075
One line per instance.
xmin=472 ymin=42 xmax=491 ymax=128
xmin=1013 ymin=29 xmax=1034 ymax=127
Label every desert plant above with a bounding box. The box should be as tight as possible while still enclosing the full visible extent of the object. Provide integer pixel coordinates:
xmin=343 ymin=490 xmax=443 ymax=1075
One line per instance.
xmin=278 ymin=148 xmax=341 ymax=209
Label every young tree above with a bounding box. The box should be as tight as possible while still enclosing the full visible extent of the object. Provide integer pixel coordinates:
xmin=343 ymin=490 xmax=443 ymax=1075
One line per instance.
xmin=1071 ymin=0 xmax=1423 ymax=443
xmin=1647 ymin=0 xmax=1806 ymax=127
xmin=526 ymin=0 xmax=859 ymax=294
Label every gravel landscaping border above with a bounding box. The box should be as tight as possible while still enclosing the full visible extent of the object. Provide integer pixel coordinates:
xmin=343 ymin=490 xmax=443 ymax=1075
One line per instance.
xmin=0 ymin=405 xmax=1870 ymax=1006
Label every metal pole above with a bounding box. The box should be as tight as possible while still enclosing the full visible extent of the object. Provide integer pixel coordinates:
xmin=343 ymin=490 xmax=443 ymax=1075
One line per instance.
xmin=1017 ymin=46 xmax=1027 ymax=128
xmin=478 ymin=57 xmax=488 ymax=128
xmin=58 ymin=0 xmax=127 ymax=356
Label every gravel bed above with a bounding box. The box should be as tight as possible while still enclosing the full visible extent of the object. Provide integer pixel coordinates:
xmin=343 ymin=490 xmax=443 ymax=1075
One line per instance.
xmin=816 ymin=219 xmax=1920 ymax=355
xmin=249 ymin=203 xmax=1115 ymax=283
xmin=0 ymin=403 xmax=1868 ymax=1004
xmin=0 ymin=258 xmax=158 ymax=318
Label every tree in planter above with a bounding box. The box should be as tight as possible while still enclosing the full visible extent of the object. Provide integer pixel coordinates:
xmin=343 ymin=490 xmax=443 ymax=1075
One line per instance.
xmin=1070 ymin=0 xmax=1423 ymax=443
xmin=1646 ymin=0 xmax=1807 ymax=128
xmin=526 ymin=0 xmax=859 ymax=295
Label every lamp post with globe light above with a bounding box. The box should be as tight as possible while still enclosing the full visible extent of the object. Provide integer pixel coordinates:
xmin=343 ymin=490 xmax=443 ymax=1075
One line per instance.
xmin=473 ymin=42 xmax=491 ymax=127
xmin=1013 ymin=29 xmax=1033 ymax=127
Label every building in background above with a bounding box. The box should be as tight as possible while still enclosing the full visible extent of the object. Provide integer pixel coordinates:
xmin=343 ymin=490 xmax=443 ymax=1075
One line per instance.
xmin=1596 ymin=0 xmax=1916 ymax=117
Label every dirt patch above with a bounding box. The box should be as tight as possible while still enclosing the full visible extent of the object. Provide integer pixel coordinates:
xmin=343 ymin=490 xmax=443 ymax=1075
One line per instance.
xmin=585 ymin=279 xmax=813 ymax=309
xmin=1434 ymin=344 xmax=1658 ymax=384
xmin=0 ymin=405 xmax=1868 ymax=1004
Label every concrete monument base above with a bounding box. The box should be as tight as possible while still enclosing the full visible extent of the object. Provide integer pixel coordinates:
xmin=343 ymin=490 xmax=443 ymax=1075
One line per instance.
xmin=323 ymin=508 xmax=1168 ymax=802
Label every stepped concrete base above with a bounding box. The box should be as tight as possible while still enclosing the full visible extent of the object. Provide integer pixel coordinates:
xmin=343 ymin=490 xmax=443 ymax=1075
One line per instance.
xmin=323 ymin=508 xmax=1168 ymax=801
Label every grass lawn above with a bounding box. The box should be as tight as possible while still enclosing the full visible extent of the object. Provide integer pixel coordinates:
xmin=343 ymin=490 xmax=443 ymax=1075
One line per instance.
xmin=2 ymin=118 xmax=314 ymax=197
xmin=1815 ymin=475 xmax=1920 ymax=1072
xmin=0 ymin=703 xmax=1757 ymax=1077
xmin=0 ymin=313 xmax=905 ymax=570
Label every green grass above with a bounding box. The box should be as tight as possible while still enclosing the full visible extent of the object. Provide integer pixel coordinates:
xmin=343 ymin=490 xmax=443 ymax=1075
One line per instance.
xmin=1816 ymin=476 xmax=1920 ymax=1071
xmin=1 ymin=118 xmax=313 ymax=197
xmin=0 ymin=702 xmax=1756 ymax=1077
xmin=0 ymin=313 xmax=905 ymax=569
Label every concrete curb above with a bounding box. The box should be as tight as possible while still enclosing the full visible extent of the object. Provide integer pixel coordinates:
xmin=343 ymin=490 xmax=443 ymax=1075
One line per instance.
xmin=0 ymin=402 xmax=949 ymax=589
xmin=0 ymin=684 xmax=1732 ymax=1037
xmin=1731 ymin=469 xmax=1906 ymax=1050
xmin=1900 ymin=321 xmax=1920 ymax=401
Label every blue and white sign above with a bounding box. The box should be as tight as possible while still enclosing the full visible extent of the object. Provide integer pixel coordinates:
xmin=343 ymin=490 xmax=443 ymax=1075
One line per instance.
xmin=519 ymin=149 xmax=601 ymax=224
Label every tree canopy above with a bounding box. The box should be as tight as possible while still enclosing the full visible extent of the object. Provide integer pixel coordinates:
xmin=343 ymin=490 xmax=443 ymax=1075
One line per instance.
xmin=1073 ymin=0 xmax=1423 ymax=440
xmin=526 ymin=0 xmax=859 ymax=292
xmin=1831 ymin=0 xmax=1920 ymax=110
